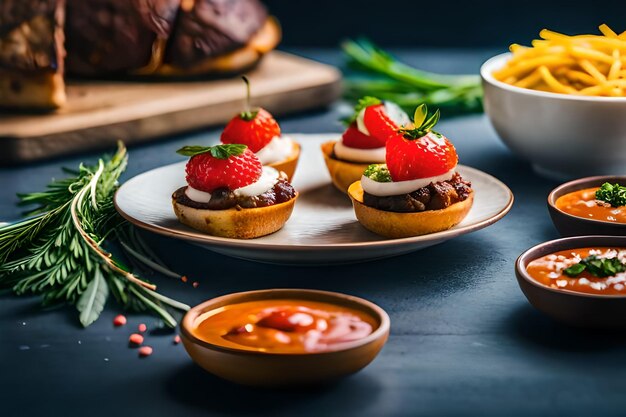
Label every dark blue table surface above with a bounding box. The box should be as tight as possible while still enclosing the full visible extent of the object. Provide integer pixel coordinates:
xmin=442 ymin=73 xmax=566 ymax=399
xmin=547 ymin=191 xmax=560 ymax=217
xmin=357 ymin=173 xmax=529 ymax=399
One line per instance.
xmin=2 ymin=50 xmax=623 ymax=417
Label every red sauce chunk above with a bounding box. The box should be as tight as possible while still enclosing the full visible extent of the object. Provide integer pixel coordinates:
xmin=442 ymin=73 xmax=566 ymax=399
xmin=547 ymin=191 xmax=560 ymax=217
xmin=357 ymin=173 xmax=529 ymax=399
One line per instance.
xmin=526 ymin=247 xmax=626 ymax=295
xmin=192 ymin=300 xmax=376 ymax=353
xmin=555 ymin=187 xmax=626 ymax=223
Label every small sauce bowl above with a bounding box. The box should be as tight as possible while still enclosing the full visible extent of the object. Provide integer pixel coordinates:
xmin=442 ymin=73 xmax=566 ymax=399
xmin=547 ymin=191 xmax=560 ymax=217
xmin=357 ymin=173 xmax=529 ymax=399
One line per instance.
xmin=516 ymin=235 xmax=626 ymax=328
xmin=548 ymin=175 xmax=626 ymax=236
xmin=180 ymin=289 xmax=390 ymax=386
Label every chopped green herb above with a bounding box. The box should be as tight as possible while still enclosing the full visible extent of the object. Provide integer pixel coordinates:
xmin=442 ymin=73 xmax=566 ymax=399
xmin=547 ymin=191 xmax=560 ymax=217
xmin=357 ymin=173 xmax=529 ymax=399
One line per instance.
xmin=563 ymin=255 xmax=626 ymax=278
xmin=176 ymin=144 xmax=247 ymax=159
xmin=595 ymin=182 xmax=626 ymax=207
xmin=364 ymin=164 xmax=392 ymax=183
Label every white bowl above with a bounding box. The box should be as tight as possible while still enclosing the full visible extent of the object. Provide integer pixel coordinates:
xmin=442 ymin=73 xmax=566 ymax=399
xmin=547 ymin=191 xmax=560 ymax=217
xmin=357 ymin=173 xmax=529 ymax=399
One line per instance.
xmin=481 ymin=53 xmax=626 ymax=180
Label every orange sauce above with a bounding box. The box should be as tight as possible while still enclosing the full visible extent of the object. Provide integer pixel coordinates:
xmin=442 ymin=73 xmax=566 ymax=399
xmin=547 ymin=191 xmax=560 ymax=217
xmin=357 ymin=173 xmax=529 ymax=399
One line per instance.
xmin=555 ymin=187 xmax=626 ymax=223
xmin=526 ymin=247 xmax=626 ymax=295
xmin=193 ymin=299 xmax=376 ymax=353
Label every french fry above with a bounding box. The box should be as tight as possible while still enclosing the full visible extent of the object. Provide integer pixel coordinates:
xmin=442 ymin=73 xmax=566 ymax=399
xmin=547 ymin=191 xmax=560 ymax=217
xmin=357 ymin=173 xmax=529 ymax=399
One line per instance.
xmin=496 ymin=24 xmax=626 ymax=96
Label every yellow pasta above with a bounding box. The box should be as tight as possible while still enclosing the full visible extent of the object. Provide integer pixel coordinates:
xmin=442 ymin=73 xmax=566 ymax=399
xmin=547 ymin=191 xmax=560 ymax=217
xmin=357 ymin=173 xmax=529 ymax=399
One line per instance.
xmin=494 ymin=24 xmax=626 ymax=96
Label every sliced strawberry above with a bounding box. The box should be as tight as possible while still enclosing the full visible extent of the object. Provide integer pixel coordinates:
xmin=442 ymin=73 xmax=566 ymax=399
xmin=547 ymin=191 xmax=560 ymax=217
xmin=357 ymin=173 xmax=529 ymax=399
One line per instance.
xmin=179 ymin=144 xmax=262 ymax=193
xmin=256 ymin=307 xmax=316 ymax=332
xmin=342 ymin=123 xmax=385 ymax=149
xmin=363 ymin=103 xmax=405 ymax=142
xmin=386 ymin=132 xmax=458 ymax=182
xmin=221 ymin=108 xmax=281 ymax=153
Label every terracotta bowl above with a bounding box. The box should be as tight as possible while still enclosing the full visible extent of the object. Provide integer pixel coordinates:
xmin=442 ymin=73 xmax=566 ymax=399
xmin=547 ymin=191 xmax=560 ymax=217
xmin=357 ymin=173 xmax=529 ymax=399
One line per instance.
xmin=180 ymin=289 xmax=390 ymax=387
xmin=516 ymin=235 xmax=626 ymax=328
xmin=547 ymin=175 xmax=626 ymax=236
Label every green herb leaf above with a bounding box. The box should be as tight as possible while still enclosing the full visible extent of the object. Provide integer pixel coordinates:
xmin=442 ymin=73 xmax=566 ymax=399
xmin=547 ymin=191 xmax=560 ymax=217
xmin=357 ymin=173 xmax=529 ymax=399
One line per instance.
xmin=343 ymin=96 xmax=382 ymax=126
xmin=364 ymin=164 xmax=392 ymax=183
xmin=563 ymin=262 xmax=586 ymax=277
xmin=413 ymin=104 xmax=428 ymax=127
xmin=77 ymin=267 xmax=108 ymax=327
xmin=596 ymin=182 xmax=626 ymax=207
xmin=563 ymin=255 xmax=626 ymax=278
xmin=176 ymin=144 xmax=247 ymax=159
xmin=398 ymin=104 xmax=441 ymax=139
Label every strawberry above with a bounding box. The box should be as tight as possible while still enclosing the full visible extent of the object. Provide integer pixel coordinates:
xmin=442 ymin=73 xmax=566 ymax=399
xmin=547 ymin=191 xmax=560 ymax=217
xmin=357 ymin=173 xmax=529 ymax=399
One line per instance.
xmin=220 ymin=76 xmax=281 ymax=153
xmin=342 ymin=124 xmax=385 ymax=149
xmin=385 ymin=104 xmax=458 ymax=181
xmin=362 ymin=103 xmax=403 ymax=141
xmin=177 ymin=144 xmax=262 ymax=193
xmin=221 ymin=108 xmax=281 ymax=153
xmin=344 ymin=97 xmax=409 ymax=147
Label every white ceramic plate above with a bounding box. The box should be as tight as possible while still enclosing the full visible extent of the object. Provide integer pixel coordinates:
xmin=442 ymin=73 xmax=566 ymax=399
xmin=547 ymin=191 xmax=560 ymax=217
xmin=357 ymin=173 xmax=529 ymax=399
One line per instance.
xmin=115 ymin=134 xmax=513 ymax=264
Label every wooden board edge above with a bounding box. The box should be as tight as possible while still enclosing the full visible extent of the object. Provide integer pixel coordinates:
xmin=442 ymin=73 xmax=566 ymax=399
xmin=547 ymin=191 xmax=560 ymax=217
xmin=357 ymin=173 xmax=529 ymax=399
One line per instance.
xmin=0 ymin=73 xmax=342 ymax=165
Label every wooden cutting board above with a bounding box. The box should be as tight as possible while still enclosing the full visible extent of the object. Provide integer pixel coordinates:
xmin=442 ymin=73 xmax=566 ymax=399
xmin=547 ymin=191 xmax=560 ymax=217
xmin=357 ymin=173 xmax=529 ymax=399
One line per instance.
xmin=0 ymin=51 xmax=342 ymax=165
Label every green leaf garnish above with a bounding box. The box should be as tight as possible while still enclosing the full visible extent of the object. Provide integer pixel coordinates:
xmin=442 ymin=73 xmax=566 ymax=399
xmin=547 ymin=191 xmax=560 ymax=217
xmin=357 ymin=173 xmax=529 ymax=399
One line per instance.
xmin=412 ymin=103 xmax=428 ymax=127
xmin=563 ymin=255 xmax=626 ymax=278
xmin=595 ymin=182 xmax=626 ymax=207
xmin=176 ymin=144 xmax=247 ymax=159
xmin=343 ymin=96 xmax=382 ymax=126
xmin=364 ymin=164 xmax=392 ymax=182
xmin=398 ymin=104 xmax=441 ymax=139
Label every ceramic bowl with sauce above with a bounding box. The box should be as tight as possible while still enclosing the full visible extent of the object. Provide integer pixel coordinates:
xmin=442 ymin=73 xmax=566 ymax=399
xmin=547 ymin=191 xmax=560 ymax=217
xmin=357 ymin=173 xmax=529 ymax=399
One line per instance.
xmin=180 ymin=289 xmax=390 ymax=387
xmin=516 ymin=235 xmax=626 ymax=328
xmin=548 ymin=175 xmax=626 ymax=237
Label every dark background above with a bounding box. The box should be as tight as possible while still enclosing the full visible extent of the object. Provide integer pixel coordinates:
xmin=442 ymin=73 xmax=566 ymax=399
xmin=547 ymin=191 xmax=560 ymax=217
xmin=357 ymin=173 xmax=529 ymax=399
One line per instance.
xmin=265 ymin=0 xmax=626 ymax=48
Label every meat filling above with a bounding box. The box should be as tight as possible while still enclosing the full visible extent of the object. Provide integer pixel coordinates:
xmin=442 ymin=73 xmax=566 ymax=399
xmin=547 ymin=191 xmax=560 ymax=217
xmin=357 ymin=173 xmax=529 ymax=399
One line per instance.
xmin=363 ymin=173 xmax=472 ymax=213
xmin=173 ymin=179 xmax=296 ymax=210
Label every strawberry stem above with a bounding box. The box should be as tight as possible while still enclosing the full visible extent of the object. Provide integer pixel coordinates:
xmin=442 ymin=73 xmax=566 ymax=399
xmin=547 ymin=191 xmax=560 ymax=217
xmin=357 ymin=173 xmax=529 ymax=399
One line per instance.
xmin=240 ymin=76 xmax=258 ymax=121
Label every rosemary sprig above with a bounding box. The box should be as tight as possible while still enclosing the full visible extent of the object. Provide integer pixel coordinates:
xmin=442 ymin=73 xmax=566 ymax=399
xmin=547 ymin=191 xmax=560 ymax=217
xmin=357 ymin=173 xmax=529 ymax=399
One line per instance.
xmin=0 ymin=143 xmax=189 ymax=327
xmin=342 ymin=39 xmax=483 ymax=114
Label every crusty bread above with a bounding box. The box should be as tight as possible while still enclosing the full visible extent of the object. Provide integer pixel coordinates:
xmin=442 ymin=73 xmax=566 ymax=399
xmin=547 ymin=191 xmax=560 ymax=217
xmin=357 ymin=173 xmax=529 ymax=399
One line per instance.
xmin=321 ymin=140 xmax=371 ymax=193
xmin=348 ymin=181 xmax=474 ymax=238
xmin=0 ymin=70 xmax=66 ymax=108
xmin=153 ymin=17 xmax=281 ymax=76
xmin=267 ymin=141 xmax=300 ymax=181
xmin=172 ymin=191 xmax=298 ymax=239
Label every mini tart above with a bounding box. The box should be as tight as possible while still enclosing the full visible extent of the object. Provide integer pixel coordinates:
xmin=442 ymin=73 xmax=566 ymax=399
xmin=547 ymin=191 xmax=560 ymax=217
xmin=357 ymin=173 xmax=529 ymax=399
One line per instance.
xmin=348 ymin=181 xmax=474 ymax=238
xmin=321 ymin=140 xmax=371 ymax=193
xmin=267 ymin=142 xmax=301 ymax=181
xmin=172 ymin=191 xmax=298 ymax=239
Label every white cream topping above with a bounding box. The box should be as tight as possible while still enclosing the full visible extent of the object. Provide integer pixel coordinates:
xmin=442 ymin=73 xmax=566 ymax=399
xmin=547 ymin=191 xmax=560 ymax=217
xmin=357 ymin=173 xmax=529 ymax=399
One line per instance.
xmin=334 ymin=141 xmax=386 ymax=163
xmin=233 ymin=166 xmax=280 ymax=197
xmin=361 ymin=168 xmax=456 ymax=197
xmin=185 ymin=186 xmax=212 ymax=203
xmin=255 ymin=135 xmax=295 ymax=165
